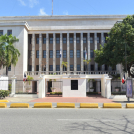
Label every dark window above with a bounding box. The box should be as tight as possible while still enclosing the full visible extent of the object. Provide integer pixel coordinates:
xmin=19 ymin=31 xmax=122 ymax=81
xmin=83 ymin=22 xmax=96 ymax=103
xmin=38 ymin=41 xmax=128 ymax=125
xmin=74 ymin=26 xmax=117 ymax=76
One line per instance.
xmin=98 ymin=66 xmax=101 ymax=71
xmin=29 ymin=37 xmax=32 ymax=44
xmin=0 ymin=30 xmax=3 ymax=36
xmin=43 ymin=38 xmax=46 ymax=44
xmin=56 ymin=65 xmax=60 ymax=71
xmin=77 ymin=50 xmax=80 ymax=58
xmin=63 ymin=37 xmax=66 ymax=44
xmin=90 ymin=50 xmax=94 ymax=58
xmin=63 ymin=50 xmax=66 ymax=58
xmin=36 ymin=37 xmax=39 ymax=44
xmin=83 ymin=37 xmax=87 ymax=43
xmin=50 ymin=37 xmax=53 ymax=44
xmin=36 ymin=65 xmax=39 ymax=71
xmin=91 ymin=65 xmax=94 ymax=71
xmin=56 ymin=37 xmax=60 ymax=44
xmin=36 ymin=50 xmax=39 ymax=58
xmin=104 ymin=37 xmax=106 ymax=43
xmin=70 ymin=37 xmax=73 ymax=43
xmin=90 ymin=37 xmax=93 ymax=43
xmin=105 ymin=65 xmax=108 ymax=71
xmin=8 ymin=65 xmax=11 ymax=71
xmin=70 ymin=65 xmax=74 ymax=71
xmin=77 ymin=64 xmax=80 ymax=71
xmin=56 ymin=50 xmax=60 ymax=58
xmin=7 ymin=30 xmax=12 ymax=36
xmin=112 ymin=66 xmax=116 ymax=71
xmin=28 ymin=65 xmax=32 ymax=71
xmin=71 ymin=80 xmax=78 ymax=90
xmin=97 ymin=37 xmax=100 ymax=43
xmin=29 ymin=50 xmax=32 ymax=58
xmin=63 ymin=65 xmax=67 ymax=71
xmin=49 ymin=50 xmax=53 ymax=58
xmin=43 ymin=50 xmax=46 ymax=58
xmin=76 ymin=37 xmax=80 ymax=43
xmin=49 ymin=65 xmax=53 ymax=71
xmin=70 ymin=50 xmax=73 ymax=58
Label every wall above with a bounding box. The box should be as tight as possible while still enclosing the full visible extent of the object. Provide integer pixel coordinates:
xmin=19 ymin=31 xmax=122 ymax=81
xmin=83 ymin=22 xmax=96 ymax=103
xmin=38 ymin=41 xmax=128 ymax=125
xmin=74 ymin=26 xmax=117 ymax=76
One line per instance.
xmin=63 ymin=78 xmax=86 ymax=97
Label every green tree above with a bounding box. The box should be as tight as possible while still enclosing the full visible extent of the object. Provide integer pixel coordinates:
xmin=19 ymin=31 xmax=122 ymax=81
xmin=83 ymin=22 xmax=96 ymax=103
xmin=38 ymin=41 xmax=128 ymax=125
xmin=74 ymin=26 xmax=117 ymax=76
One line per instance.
xmin=94 ymin=15 xmax=134 ymax=77
xmin=0 ymin=34 xmax=20 ymax=75
xmin=61 ymin=61 xmax=68 ymax=71
xmin=83 ymin=59 xmax=91 ymax=71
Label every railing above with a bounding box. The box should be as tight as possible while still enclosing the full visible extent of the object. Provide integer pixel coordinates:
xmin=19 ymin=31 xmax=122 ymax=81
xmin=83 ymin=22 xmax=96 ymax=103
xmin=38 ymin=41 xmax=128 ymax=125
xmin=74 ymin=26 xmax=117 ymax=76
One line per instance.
xmin=25 ymin=71 xmax=117 ymax=76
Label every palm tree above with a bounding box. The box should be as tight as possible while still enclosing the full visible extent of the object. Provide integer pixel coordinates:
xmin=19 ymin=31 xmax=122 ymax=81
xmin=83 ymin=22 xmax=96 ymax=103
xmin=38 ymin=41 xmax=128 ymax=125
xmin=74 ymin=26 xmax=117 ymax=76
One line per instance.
xmin=0 ymin=34 xmax=20 ymax=76
xmin=83 ymin=59 xmax=91 ymax=72
xmin=61 ymin=61 xmax=68 ymax=71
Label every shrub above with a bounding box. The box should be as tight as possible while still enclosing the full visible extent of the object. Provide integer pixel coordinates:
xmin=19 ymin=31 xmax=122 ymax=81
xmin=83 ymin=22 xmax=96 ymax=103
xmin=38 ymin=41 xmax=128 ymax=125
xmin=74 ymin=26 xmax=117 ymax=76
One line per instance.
xmin=8 ymin=84 xmax=12 ymax=92
xmin=0 ymin=90 xmax=10 ymax=98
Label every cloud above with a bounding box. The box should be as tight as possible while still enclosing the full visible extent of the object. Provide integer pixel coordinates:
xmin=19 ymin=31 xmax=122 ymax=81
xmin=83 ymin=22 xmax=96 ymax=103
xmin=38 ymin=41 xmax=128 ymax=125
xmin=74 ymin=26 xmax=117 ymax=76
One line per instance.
xmin=39 ymin=8 xmax=47 ymax=16
xmin=29 ymin=0 xmax=39 ymax=8
xmin=18 ymin=0 xmax=26 ymax=6
xmin=63 ymin=10 xmax=68 ymax=15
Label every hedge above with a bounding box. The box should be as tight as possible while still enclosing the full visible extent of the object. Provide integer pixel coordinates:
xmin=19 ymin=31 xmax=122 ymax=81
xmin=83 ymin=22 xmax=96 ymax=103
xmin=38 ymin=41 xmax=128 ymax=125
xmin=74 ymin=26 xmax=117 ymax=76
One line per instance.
xmin=0 ymin=90 xmax=10 ymax=98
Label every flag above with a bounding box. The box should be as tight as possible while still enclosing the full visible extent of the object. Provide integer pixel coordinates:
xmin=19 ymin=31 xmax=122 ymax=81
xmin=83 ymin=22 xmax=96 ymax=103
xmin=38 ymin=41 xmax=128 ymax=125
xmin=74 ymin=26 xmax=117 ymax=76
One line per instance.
xmin=60 ymin=49 xmax=62 ymax=58
xmin=122 ymin=74 xmax=125 ymax=84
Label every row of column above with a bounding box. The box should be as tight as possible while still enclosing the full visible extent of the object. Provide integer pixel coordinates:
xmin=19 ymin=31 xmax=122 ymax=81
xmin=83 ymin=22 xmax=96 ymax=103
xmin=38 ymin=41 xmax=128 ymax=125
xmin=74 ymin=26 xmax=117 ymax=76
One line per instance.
xmin=31 ymin=33 xmax=107 ymax=73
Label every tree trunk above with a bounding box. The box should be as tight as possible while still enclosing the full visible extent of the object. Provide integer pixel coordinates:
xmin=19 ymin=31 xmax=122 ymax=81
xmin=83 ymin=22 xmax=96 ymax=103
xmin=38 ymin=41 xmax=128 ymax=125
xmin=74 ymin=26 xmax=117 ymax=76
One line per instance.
xmin=6 ymin=66 xmax=8 ymax=76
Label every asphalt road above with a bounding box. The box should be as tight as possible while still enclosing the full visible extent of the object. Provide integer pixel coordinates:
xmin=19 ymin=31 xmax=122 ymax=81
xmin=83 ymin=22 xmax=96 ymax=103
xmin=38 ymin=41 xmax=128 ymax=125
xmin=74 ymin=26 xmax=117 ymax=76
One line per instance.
xmin=0 ymin=109 xmax=134 ymax=134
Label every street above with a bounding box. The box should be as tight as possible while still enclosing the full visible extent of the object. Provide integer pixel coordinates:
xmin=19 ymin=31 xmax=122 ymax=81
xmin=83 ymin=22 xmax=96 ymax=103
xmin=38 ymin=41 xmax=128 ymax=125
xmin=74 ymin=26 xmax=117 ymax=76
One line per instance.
xmin=0 ymin=109 xmax=134 ymax=134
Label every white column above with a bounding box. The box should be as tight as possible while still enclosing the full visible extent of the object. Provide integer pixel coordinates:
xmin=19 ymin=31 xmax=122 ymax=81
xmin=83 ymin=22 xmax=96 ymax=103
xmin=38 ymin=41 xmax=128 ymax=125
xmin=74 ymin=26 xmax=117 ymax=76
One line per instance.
xmin=81 ymin=33 xmax=83 ymax=72
xmin=106 ymin=78 xmax=112 ymax=98
xmin=53 ymin=33 xmax=56 ymax=73
xmin=94 ymin=33 xmax=98 ymax=71
xmin=38 ymin=75 xmax=45 ymax=98
xmin=46 ymin=33 xmax=49 ymax=74
xmin=11 ymin=77 xmax=16 ymax=96
xmin=67 ymin=33 xmax=70 ymax=73
xmin=60 ymin=33 xmax=63 ymax=74
xmin=87 ymin=33 xmax=90 ymax=71
xmin=101 ymin=32 xmax=105 ymax=71
xmin=39 ymin=33 xmax=42 ymax=72
xmin=32 ymin=33 xmax=35 ymax=72
xmin=74 ymin=33 xmax=76 ymax=74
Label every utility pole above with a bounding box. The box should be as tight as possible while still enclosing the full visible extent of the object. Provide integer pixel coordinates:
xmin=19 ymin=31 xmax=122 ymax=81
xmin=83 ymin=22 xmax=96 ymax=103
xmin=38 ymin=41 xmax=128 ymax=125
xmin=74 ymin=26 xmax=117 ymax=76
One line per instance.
xmin=52 ymin=0 xmax=53 ymax=16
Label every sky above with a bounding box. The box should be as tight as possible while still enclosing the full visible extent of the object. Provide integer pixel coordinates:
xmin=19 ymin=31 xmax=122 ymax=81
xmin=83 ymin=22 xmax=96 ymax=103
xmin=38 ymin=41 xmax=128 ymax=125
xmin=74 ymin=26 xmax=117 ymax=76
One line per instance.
xmin=0 ymin=0 xmax=134 ymax=16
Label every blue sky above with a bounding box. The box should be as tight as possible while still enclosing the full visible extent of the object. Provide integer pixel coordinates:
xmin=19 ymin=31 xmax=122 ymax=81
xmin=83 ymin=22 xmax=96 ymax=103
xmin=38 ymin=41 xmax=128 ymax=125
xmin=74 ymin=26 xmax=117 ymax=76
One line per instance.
xmin=0 ymin=0 xmax=134 ymax=16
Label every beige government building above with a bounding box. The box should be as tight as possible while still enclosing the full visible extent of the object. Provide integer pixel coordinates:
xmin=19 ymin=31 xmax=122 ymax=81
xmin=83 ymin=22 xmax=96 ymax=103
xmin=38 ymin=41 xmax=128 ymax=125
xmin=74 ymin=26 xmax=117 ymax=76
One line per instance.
xmin=0 ymin=15 xmax=127 ymax=98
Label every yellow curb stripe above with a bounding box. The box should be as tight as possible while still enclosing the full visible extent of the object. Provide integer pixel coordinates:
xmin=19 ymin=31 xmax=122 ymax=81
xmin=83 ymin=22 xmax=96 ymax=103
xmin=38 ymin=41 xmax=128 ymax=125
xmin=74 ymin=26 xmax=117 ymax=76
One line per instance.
xmin=0 ymin=100 xmax=9 ymax=102
xmin=103 ymin=103 xmax=122 ymax=108
xmin=10 ymin=103 xmax=29 ymax=108
xmin=34 ymin=103 xmax=52 ymax=108
xmin=57 ymin=103 xmax=75 ymax=108
xmin=80 ymin=103 xmax=98 ymax=108
xmin=0 ymin=103 xmax=7 ymax=108
xmin=126 ymin=103 xmax=134 ymax=108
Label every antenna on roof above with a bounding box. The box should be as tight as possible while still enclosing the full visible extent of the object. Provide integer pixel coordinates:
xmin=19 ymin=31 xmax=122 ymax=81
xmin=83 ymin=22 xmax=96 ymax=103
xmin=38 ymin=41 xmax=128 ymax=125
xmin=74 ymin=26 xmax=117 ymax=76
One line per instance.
xmin=52 ymin=0 xmax=53 ymax=16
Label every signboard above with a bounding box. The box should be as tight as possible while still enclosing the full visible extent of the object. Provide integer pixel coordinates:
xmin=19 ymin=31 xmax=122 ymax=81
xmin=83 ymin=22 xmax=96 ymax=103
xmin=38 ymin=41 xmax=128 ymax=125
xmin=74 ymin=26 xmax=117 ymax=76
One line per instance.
xmin=126 ymin=78 xmax=133 ymax=98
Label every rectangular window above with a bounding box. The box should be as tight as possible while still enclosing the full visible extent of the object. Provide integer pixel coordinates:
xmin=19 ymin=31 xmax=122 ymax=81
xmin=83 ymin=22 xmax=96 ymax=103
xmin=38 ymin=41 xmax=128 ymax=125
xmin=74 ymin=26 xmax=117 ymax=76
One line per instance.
xmin=63 ymin=50 xmax=67 ymax=58
xmin=36 ymin=65 xmax=39 ymax=71
xmin=70 ymin=37 xmax=73 ymax=43
xmin=104 ymin=37 xmax=106 ymax=43
xmin=49 ymin=37 xmax=53 ymax=44
xmin=36 ymin=37 xmax=39 ymax=44
xmin=29 ymin=50 xmax=32 ymax=58
xmin=36 ymin=50 xmax=39 ymax=58
xmin=49 ymin=50 xmax=53 ymax=58
xmin=70 ymin=50 xmax=73 ymax=58
xmin=77 ymin=64 xmax=80 ymax=71
xmin=63 ymin=65 xmax=67 ymax=71
xmin=0 ymin=30 xmax=3 ymax=36
xmin=105 ymin=65 xmax=108 ymax=71
xmin=56 ymin=37 xmax=60 ymax=44
xmin=8 ymin=65 xmax=11 ymax=71
xmin=97 ymin=37 xmax=100 ymax=43
xmin=98 ymin=66 xmax=101 ymax=71
xmin=77 ymin=50 xmax=80 ymax=58
xmin=29 ymin=37 xmax=32 ymax=44
xmin=43 ymin=50 xmax=46 ymax=58
xmin=76 ymin=37 xmax=80 ymax=43
xmin=56 ymin=50 xmax=60 ymax=58
xmin=90 ymin=50 xmax=94 ymax=58
xmin=43 ymin=38 xmax=46 ymax=44
xmin=49 ymin=65 xmax=53 ymax=71
xmin=90 ymin=37 xmax=93 ymax=43
xmin=70 ymin=65 xmax=74 ymax=71
xmin=28 ymin=65 xmax=32 ymax=71
xmin=91 ymin=65 xmax=94 ymax=71
xmin=63 ymin=37 xmax=66 ymax=44
xmin=56 ymin=65 xmax=60 ymax=71
xmin=83 ymin=37 xmax=87 ymax=43
xmin=71 ymin=80 xmax=78 ymax=90
xmin=7 ymin=30 xmax=12 ymax=36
